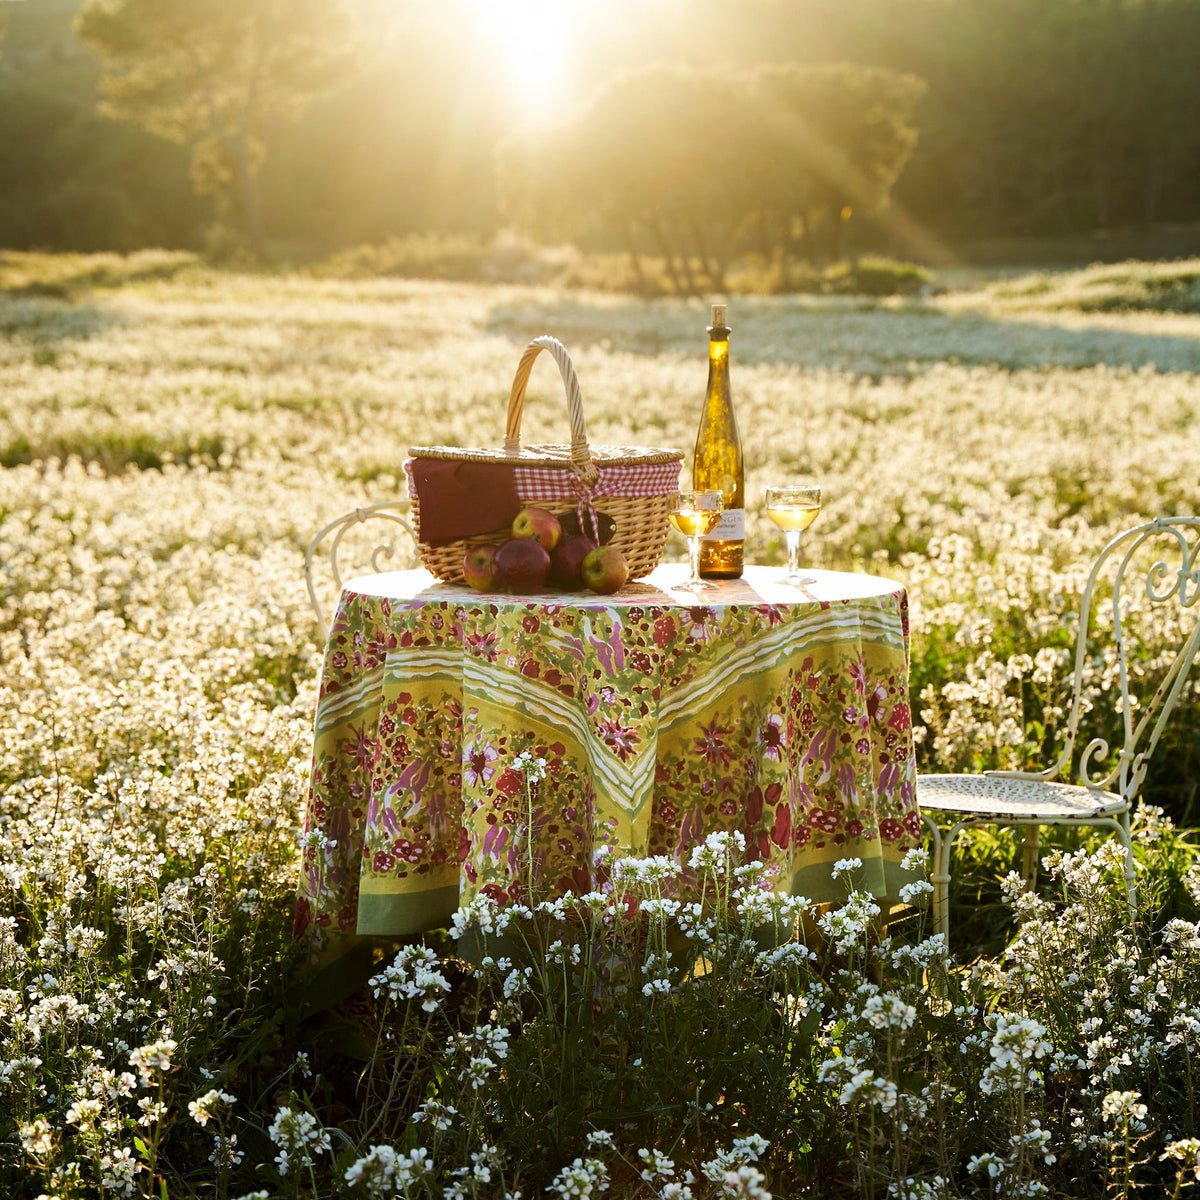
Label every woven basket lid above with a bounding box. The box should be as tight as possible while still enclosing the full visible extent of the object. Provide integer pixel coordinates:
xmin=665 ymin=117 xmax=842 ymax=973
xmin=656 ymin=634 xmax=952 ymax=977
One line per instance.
xmin=407 ymin=442 xmax=684 ymax=468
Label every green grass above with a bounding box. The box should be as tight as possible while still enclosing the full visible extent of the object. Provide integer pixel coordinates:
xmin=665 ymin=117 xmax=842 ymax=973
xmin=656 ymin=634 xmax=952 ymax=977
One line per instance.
xmin=984 ymin=257 xmax=1200 ymax=314
xmin=0 ymin=249 xmax=201 ymax=295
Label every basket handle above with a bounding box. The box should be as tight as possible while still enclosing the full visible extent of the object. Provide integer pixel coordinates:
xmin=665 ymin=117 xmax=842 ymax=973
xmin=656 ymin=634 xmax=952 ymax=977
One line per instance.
xmin=505 ymin=336 xmax=600 ymax=488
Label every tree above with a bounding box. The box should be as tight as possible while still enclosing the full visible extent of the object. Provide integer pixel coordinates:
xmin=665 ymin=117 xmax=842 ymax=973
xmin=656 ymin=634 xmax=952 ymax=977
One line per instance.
xmin=501 ymin=65 xmax=769 ymax=294
xmin=256 ymin=1 xmax=513 ymax=252
xmin=75 ymin=0 xmax=357 ymax=260
xmin=752 ymin=63 xmax=926 ymax=265
xmin=500 ymin=61 xmax=924 ymax=294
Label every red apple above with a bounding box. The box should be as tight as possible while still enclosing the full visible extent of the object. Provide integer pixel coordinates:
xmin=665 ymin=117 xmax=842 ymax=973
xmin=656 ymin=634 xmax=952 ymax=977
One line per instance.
xmin=548 ymin=534 xmax=596 ymax=590
xmin=462 ymin=544 xmax=498 ymax=590
xmin=512 ymin=506 xmax=563 ymax=550
xmin=581 ymin=544 xmax=629 ymax=594
xmin=494 ymin=537 xmax=551 ymax=592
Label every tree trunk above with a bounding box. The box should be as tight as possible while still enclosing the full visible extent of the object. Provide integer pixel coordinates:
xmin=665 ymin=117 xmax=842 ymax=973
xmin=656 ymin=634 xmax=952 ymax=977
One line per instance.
xmin=627 ymin=248 xmax=648 ymax=293
xmin=677 ymin=245 xmax=698 ymax=296
xmin=761 ymin=212 xmax=789 ymax=291
xmin=780 ymin=216 xmax=803 ymax=291
xmin=829 ymin=203 xmax=846 ymax=263
xmin=792 ymin=213 xmax=816 ymax=268
xmin=233 ymin=131 xmax=266 ymax=262
xmin=624 ymin=220 xmax=649 ymax=294
xmin=757 ymin=212 xmax=773 ymax=264
xmin=709 ymin=248 xmax=728 ymax=294
xmin=236 ymin=23 xmax=267 ymax=262
xmin=648 ymin=214 xmax=685 ymax=296
xmin=690 ymin=220 xmax=726 ymax=292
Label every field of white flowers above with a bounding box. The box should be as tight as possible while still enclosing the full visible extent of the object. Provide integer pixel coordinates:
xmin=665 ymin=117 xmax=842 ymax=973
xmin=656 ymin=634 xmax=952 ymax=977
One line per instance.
xmin=2 ymin=253 xmax=1200 ymax=1198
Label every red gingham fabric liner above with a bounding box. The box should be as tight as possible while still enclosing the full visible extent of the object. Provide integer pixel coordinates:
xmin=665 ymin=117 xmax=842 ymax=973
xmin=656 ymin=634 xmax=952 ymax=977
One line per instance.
xmin=514 ymin=461 xmax=681 ymax=502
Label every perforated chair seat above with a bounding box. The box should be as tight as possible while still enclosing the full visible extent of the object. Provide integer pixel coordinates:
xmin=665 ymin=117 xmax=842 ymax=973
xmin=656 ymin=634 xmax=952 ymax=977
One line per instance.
xmin=918 ymin=773 xmax=1128 ymax=822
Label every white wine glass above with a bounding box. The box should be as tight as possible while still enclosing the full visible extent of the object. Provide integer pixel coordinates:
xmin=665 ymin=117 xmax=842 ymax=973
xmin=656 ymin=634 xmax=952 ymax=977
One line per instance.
xmin=765 ymin=482 xmax=821 ymax=585
xmin=668 ymin=490 xmax=723 ymax=591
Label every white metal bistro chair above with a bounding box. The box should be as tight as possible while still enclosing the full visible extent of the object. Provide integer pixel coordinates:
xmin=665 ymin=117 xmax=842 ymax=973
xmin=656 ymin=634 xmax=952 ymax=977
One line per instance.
xmin=304 ymin=500 xmax=419 ymax=629
xmin=919 ymin=516 xmax=1200 ymax=947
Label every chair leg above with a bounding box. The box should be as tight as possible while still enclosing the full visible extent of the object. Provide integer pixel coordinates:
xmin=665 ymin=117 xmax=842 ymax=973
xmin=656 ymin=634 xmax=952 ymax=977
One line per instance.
xmin=920 ymin=810 xmax=1139 ymax=952
xmin=923 ymin=816 xmax=973 ymax=951
xmin=1081 ymin=815 xmax=1138 ymax=926
xmin=1021 ymin=825 xmax=1041 ymax=892
xmin=920 ymin=814 xmax=948 ymax=947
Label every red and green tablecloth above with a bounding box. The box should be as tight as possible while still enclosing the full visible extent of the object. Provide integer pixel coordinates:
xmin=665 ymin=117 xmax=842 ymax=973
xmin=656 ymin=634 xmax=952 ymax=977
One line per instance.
xmin=296 ymin=564 xmax=920 ymax=970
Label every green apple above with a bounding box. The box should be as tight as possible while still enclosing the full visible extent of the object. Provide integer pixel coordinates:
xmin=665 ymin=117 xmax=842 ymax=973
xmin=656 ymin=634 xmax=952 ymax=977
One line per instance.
xmin=581 ymin=545 xmax=629 ymax=594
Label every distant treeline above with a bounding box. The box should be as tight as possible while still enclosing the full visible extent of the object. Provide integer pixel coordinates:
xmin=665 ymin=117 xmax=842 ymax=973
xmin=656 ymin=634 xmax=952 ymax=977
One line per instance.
xmin=2 ymin=0 xmax=1200 ymax=266
xmin=500 ymin=62 xmax=927 ymax=292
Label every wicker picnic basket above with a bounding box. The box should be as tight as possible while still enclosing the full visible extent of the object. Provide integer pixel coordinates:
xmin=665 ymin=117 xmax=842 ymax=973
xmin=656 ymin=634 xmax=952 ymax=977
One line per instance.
xmin=405 ymin=336 xmax=684 ymax=584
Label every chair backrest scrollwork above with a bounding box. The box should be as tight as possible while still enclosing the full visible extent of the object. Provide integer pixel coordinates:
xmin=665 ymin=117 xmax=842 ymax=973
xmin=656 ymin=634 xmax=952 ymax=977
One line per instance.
xmin=304 ymin=501 xmax=418 ymax=629
xmin=1043 ymin=516 xmax=1200 ymax=801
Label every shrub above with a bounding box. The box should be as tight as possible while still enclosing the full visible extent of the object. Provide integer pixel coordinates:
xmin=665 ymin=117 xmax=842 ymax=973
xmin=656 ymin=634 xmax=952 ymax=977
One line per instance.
xmin=832 ymin=256 xmax=934 ymax=297
xmin=311 ymin=234 xmax=564 ymax=286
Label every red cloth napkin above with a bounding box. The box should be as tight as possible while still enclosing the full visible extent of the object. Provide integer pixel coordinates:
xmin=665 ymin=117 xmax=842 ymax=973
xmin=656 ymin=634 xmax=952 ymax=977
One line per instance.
xmin=408 ymin=460 xmax=523 ymax=545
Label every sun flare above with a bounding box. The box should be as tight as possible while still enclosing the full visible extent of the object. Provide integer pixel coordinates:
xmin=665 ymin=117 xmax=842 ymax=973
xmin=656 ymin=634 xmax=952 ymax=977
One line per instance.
xmin=472 ymin=0 xmax=575 ymax=124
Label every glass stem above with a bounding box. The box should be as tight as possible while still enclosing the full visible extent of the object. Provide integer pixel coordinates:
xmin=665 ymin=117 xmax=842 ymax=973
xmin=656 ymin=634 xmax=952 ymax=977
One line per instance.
xmin=786 ymin=531 xmax=800 ymax=576
xmin=688 ymin=535 xmax=702 ymax=585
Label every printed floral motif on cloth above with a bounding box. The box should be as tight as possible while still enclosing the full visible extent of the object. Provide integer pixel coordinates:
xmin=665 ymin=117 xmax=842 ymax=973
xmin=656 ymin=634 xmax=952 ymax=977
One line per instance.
xmin=296 ymin=567 xmax=919 ymax=967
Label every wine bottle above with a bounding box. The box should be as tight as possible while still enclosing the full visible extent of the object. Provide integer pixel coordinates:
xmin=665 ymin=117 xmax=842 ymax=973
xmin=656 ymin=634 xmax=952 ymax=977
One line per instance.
xmin=693 ymin=303 xmax=744 ymax=579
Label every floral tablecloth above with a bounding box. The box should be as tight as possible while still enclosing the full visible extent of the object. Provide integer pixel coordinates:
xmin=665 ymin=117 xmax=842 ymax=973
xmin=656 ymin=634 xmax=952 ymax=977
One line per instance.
xmin=296 ymin=564 xmax=919 ymax=970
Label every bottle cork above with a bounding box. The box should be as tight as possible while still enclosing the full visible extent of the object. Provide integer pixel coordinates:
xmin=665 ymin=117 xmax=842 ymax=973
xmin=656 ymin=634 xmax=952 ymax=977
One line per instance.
xmin=710 ymin=303 xmax=727 ymax=328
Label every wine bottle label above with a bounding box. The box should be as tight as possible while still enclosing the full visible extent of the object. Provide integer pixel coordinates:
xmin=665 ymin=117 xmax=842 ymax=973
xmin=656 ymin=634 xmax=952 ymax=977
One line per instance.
xmin=702 ymin=508 xmax=745 ymax=541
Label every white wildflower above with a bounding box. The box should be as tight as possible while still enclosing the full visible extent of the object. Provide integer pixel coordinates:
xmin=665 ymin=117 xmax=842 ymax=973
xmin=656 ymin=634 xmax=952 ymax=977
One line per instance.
xmin=188 ymin=1088 xmax=236 ymax=1128
xmin=862 ymin=991 xmax=918 ymax=1032
xmin=100 ymin=1146 xmax=141 ymax=1197
xmin=639 ymin=1147 xmax=675 ymax=1182
xmin=1101 ymin=1089 xmax=1148 ymax=1126
xmin=128 ymin=1037 xmax=177 ymax=1084
xmin=411 ymin=1098 xmax=457 ymax=1131
xmin=548 ymin=1156 xmax=610 ymax=1196
xmin=267 ymin=1105 xmax=331 ymax=1175
xmin=1162 ymin=1139 xmax=1200 ymax=1183
xmin=831 ymin=857 xmax=864 ymax=879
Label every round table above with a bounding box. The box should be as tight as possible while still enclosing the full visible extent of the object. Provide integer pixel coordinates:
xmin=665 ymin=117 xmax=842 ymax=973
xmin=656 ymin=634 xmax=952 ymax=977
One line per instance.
xmin=296 ymin=564 xmax=919 ymax=971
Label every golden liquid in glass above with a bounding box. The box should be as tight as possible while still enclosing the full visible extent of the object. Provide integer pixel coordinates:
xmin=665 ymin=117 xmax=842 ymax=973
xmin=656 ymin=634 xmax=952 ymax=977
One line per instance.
xmin=766 ymin=503 xmax=821 ymax=533
xmin=669 ymin=509 xmax=722 ymax=538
